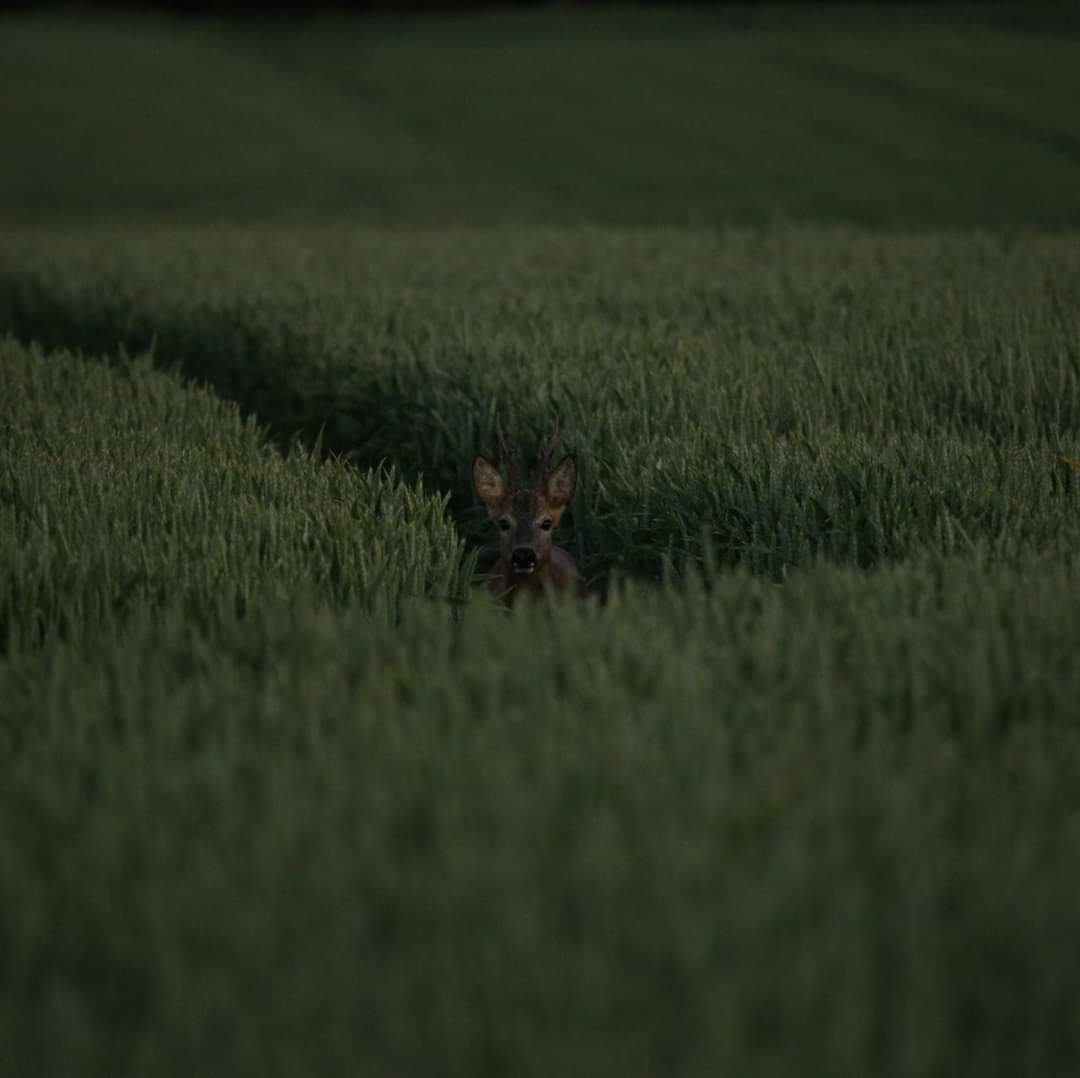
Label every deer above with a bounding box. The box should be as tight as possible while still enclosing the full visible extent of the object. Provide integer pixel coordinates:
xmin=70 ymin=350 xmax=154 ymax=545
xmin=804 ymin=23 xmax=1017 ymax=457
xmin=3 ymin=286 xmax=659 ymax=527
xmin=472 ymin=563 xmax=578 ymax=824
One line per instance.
xmin=473 ymin=417 xmax=586 ymax=604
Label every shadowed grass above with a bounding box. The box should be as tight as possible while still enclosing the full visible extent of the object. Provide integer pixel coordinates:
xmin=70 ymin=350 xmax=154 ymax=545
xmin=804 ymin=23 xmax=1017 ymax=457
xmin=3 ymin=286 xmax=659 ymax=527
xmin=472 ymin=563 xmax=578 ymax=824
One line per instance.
xmin=3 ymin=227 xmax=1079 ymax=586
xmin=2 ymin=10 xmax=1080 ymax=1072
xmin=4 ymin=10 xmax=1080 ymax=228
xmin=3 ymin=552 xmax=1080 ymax=1077
xmin=0 ymin=338 xmax=472 ymax=649
xmin=1 ymin=249 xmax=1079 ymax=1076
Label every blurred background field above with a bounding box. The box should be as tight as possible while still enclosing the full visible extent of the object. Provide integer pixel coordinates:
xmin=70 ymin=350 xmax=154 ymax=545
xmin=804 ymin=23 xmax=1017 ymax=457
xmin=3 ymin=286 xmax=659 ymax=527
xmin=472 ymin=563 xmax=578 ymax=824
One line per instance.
xmin=2 ymin=5 xmax=1080 ymax=1077
xmin=5 ymin=5 xmax=1080 ymax=228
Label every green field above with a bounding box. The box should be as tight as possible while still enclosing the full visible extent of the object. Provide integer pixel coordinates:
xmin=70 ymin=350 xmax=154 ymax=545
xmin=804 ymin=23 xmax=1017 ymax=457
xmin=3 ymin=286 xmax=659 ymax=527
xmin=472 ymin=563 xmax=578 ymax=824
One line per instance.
xmin=3 ymin=7 xmax=1080 ymax=1076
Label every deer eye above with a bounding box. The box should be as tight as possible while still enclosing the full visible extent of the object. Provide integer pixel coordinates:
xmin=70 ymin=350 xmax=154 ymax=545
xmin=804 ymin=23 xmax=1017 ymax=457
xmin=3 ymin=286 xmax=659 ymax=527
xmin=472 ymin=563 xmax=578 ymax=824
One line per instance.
xmin=540 ymin=519 xmax=553 ymax=531
xmin=498 ymin=519 xmax=511 ymax=532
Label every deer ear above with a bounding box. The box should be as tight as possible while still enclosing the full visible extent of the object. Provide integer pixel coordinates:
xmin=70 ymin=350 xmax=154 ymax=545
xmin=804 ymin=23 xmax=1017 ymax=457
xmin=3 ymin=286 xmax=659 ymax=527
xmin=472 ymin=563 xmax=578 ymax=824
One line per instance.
xmin=545 ymin=456 xmax=576 ymax=508
xmin=472 ymin=455 xmax=505 ymax=509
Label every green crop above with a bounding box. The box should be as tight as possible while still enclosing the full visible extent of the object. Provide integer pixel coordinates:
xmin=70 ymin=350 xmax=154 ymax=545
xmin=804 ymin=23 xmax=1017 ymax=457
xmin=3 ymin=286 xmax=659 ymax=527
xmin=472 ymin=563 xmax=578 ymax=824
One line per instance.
xmin=3 ymin=8 xmax=1080 ymax=1077
xmin=0 ymin=340 xmax=471 ymax=649
xmin=3 ymin=228 xmax=1079 ymax=586
xmin=4 ymin=8 xmax=1080 ymax=228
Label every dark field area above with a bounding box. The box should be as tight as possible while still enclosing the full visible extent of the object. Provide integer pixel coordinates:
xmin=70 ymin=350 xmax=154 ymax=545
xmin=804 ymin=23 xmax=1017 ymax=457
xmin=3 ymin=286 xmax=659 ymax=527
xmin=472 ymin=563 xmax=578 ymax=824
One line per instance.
xmin=2 ymin=7 xmax=1080 ymax=1076
xmin=5 ymin=7 xmax=1080 ymax=228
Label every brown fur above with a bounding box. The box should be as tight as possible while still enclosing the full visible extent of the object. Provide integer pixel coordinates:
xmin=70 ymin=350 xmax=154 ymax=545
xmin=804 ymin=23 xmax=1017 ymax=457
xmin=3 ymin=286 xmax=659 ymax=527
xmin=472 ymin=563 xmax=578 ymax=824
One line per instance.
xmin=473 ymin=424 xmax=586 ymax=605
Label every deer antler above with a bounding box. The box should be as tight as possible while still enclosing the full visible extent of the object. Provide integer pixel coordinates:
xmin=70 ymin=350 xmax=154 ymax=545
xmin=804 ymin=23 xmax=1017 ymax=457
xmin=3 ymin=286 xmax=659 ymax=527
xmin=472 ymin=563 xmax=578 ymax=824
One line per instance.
xmin=494 ymin=414 xmax=515 ymax=488
xmin=532 ymin=416 xmax=561 ymax=489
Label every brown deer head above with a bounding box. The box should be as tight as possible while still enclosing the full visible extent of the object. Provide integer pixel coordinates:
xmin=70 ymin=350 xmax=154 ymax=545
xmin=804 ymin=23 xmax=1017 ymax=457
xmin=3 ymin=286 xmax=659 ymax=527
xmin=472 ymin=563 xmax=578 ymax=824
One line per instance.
xmin=473 ymin=417 xmax=578 ymax=589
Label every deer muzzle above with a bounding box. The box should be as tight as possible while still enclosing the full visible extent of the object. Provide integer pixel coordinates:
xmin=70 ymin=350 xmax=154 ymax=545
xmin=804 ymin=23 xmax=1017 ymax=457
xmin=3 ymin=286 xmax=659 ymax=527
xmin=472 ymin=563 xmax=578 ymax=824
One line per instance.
xmin=510 ymin=547 xmax=538 ymax=574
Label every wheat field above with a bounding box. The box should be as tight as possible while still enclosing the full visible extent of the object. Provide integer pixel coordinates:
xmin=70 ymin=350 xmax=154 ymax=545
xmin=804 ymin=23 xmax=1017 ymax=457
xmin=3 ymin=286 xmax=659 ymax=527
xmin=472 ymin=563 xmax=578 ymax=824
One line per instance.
xmin=3 ymin=8 xmax=1080 ymax=1076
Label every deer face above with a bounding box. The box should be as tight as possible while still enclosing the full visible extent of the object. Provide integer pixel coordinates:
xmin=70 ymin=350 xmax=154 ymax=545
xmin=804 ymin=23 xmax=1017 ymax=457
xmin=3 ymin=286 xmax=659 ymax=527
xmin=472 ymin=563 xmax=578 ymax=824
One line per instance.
xmin=473 ymin=454 xmax=576 ymax=576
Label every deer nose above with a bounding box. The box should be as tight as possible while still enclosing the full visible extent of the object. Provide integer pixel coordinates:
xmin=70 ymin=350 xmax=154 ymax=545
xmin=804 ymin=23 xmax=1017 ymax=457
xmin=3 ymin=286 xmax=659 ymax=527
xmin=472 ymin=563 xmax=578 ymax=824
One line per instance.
xmin=511 ymin=547 xmax=538 ymax=573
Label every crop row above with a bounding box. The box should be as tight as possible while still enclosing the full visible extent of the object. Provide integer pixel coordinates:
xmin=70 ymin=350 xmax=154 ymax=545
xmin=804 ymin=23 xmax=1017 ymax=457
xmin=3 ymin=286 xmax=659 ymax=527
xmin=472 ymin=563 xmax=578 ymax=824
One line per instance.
xmin=2 ymin=227 xmax=1078 ymax=587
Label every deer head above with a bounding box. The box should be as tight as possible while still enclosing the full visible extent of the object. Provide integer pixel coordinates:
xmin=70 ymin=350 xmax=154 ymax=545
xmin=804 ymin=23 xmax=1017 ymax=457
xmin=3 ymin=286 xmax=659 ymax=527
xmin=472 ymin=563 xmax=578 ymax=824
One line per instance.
xmin=473 ymin=417 xmax=577 ymax=578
